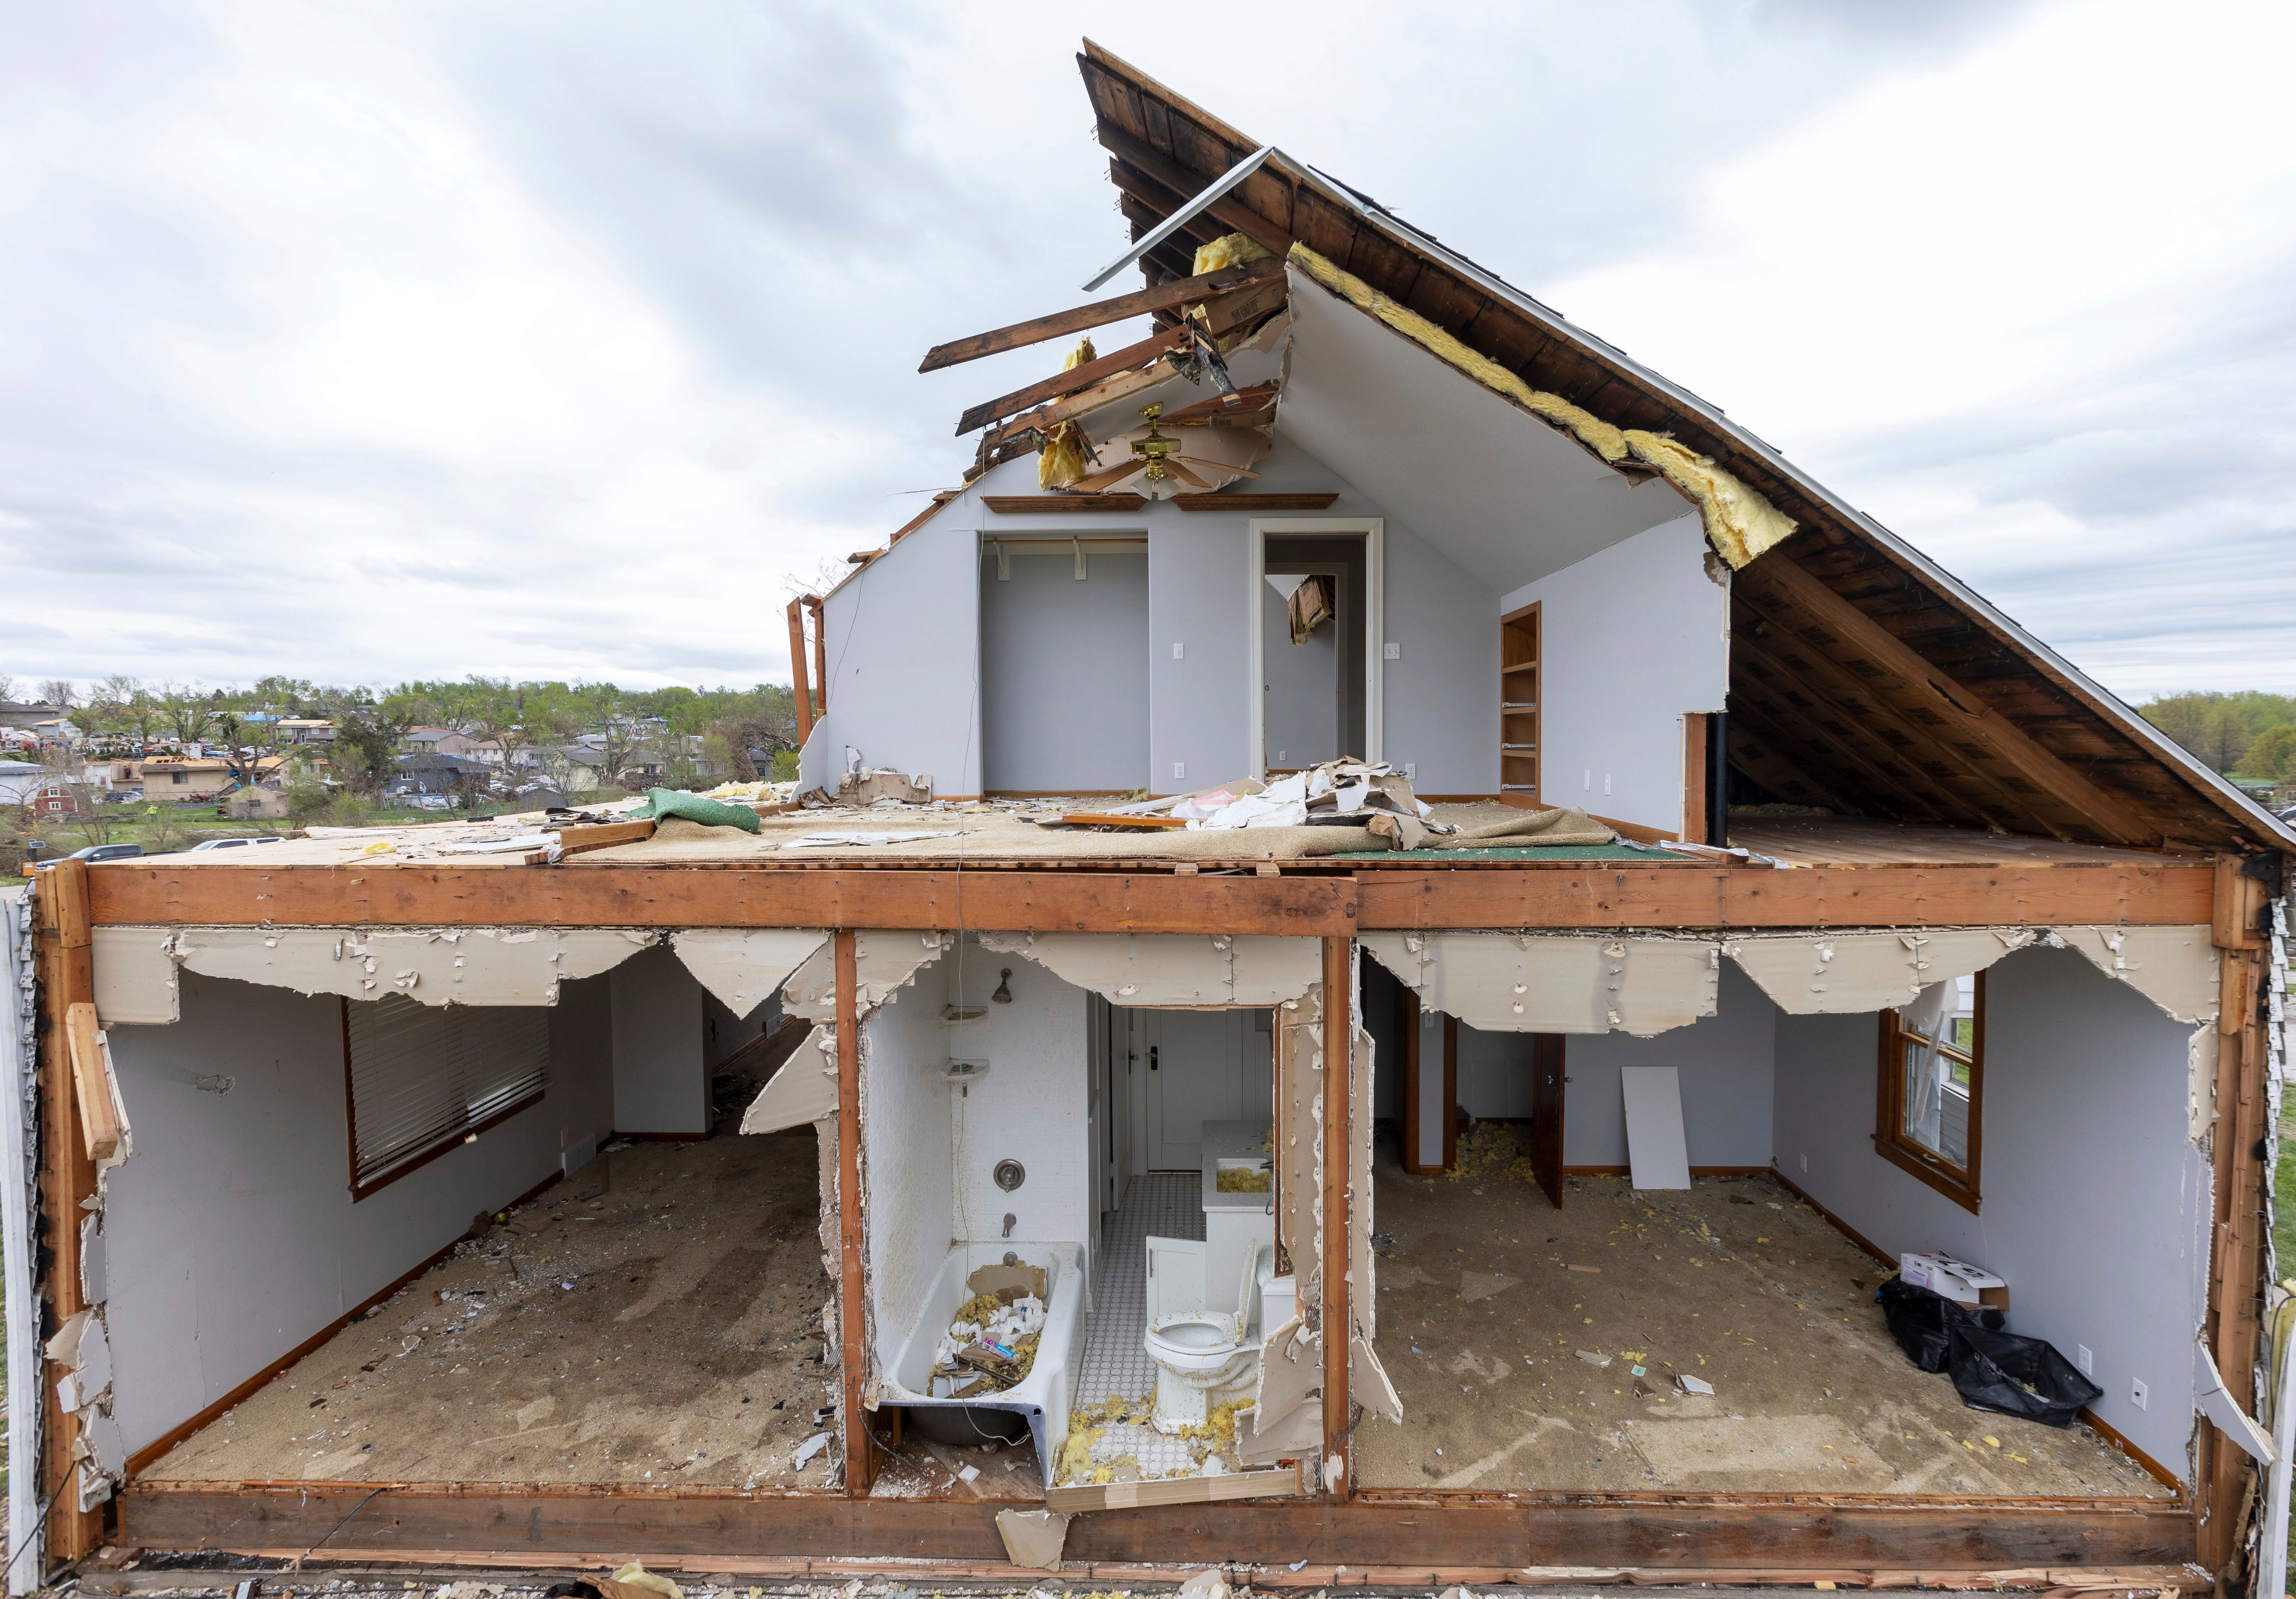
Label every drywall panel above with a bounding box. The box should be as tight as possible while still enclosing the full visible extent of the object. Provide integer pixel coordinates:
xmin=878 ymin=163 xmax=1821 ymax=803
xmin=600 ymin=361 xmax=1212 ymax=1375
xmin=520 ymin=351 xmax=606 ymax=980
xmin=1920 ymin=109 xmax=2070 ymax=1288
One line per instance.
xmin=1560 ymin=963 xmax=1778 ymax=1168
xmin=782 ymin=930 xmax=949 ymax=1024
xmin=800 ymin=514 xmax=983 ymax=796
xmin=673 ymin=929 xmax=825 ymax=1021
xmin=981 ymin=546 xmax=1149 ymax=793
xmin=1364 ymin=931 xmax=1718 ymax=1036
xmin=978 ymin=931 xmax=1319 ymax=1008
xmin=740 ymin=1026 xmax=833 ymax=1134
xmin=1728 ymin=928 xmax=2048 ymax=1015
xmin=103 ymin=969 xmax=609 ymax=1457
xmin=1773 ymin=945 xmax=2204 ymax=1477
xmin=862 ymin=951 xmax=955 ymax=1371
xmin=609 ymin=945 xmax=706 ymax=1136
xmin=2056 ymin=925 xmax=2220 ymax=1023
xmin=1496 ymin=512 xmax=1726 ymax=833
xmin=1620 ymin=1067 xmax=1691 ymax=1190
xmin=1263 ymin=579 xmax=1339 ymax=767
xmin=1281 ymin=263 xmax=1692 ymax=595
xmin=166 ymin=926 xmax=655 ymax=1007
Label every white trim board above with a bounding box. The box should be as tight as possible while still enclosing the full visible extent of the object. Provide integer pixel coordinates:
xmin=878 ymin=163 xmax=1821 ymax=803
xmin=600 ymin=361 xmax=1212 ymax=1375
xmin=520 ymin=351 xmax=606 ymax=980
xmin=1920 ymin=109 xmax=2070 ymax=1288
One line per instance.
xmin=1247 ymin=517 xmax=1384 ymax=780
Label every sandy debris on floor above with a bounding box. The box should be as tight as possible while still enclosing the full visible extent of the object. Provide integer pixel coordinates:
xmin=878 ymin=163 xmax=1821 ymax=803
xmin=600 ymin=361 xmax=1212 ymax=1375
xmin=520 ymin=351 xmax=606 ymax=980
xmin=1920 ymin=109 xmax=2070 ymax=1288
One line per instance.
xmin=1355 ymin=1130 xmax=2167 ymax=1498
xmin=144 ymin=1130 xmax=839 ymax=1488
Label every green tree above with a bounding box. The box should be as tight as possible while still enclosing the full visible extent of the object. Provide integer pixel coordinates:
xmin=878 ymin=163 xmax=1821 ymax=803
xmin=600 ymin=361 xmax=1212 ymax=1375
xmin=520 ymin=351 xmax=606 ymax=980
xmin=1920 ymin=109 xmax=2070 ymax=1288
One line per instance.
xmin=152 ymin=682 xmax=221 ymax=746
xmin=2245 ymin=724 xmax=2296 ymax=782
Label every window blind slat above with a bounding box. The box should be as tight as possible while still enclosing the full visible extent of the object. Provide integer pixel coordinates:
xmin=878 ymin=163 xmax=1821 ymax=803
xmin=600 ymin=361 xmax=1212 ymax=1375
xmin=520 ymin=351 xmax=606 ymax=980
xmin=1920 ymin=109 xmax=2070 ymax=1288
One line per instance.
xmin=347 ymin=996 xmax=549 ymax=1190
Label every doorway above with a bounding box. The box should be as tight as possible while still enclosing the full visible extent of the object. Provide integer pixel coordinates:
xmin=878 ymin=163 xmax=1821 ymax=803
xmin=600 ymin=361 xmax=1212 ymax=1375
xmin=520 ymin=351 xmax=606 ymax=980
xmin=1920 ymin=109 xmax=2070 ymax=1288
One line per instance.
xmin=1129 ymin=1007 xmax=1275 ymax=1172
xmin=1248 ymin=519 xmax=1382 ymax=778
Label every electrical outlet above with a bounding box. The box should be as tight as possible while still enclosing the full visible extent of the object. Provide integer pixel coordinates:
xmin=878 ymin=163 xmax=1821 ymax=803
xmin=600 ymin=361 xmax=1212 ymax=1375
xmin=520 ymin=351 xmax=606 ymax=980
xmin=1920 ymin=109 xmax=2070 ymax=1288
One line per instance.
xmin=1383 ymin=642 xmax=1400 ymax=660
xmin=1172 ymin=642 xmax=1184 ymax=659
xmin=2130 ymin=1378 xmax=2148 ymax=1411
xmin=1173 ymin=762 xmax=1185 ymax=780
xmin=2077 ymin=1344 xmax=2094 ymax=1376
xmin=1404 ymin=763 xmax=1416 ymax=780
xmin=1583 ymin=770 xmax=1591 ymax=791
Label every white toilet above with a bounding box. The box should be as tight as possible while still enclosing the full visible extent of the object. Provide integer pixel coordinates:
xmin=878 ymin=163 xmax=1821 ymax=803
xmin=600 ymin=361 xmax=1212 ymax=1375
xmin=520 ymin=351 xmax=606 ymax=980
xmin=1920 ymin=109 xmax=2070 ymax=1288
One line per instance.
xmin=1142 ymin=1238 xmax=1295 ymax=1432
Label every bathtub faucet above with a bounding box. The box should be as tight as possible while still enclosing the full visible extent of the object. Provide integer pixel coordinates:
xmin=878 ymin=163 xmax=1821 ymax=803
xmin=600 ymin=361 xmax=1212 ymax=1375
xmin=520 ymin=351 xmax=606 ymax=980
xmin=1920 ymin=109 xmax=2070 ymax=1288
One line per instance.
xmin=1002 ymin=1212 xmax=1017 ymax=1238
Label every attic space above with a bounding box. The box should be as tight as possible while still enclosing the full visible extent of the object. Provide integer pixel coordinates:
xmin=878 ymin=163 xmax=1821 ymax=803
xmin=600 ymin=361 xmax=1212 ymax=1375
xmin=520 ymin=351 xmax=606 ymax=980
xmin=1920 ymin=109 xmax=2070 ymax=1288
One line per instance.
xmin=102 ymin=955 xmax=841 ymax=1491
xmin=1352 ymin=944 xmax=2200 ymax=1500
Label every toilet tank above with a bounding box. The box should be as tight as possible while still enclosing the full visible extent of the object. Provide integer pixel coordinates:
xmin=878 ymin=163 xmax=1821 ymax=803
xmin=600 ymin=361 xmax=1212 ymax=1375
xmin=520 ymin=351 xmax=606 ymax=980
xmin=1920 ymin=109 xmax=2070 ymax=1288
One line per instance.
xmin=1255 ymin=1266 xmax=1298 ymax=1338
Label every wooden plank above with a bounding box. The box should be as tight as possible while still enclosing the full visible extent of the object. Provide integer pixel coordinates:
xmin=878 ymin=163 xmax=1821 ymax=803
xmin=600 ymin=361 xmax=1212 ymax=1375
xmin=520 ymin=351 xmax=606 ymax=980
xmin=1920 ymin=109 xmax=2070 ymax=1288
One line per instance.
xmin=119 ymin=1481 xmax=2193 ymax=1568
xmin=32 ymin=861 xmax=103 ymax=1562
xmin=956 ymin=324 xmax=1191 ymax=436
xmin=554 ymin=820 xmax=657 ymax=857
xmin=1174 ymin=492 xmax=1338 ymax=512
xmin=1045 ymin=1464 xmax=1302 ymax=1511
xmin=919 ymin=254 xmax=1285 ymax=372
xmin=979 ymin=494 xmax=1146 ymax=514
xmin=64 ymin=1001 xmax=118 ymax=1161
xmin=786 ymin=598 xmax=816 ymax=744
xmin=1057 ymin=813 xmax=1188 ymax=829
xmin=1354 ymin=863 xmax=2215 ymax=929
xmin=1322 ymin=935 xmax=1352 ymax=1499
xmin=85 ymin=865 xmax=1362 ymax=935
xmin=1683 ymin=714 xmax=1710 ymax=848
xmin=835 ymin=930 xmax=870 ymax=1498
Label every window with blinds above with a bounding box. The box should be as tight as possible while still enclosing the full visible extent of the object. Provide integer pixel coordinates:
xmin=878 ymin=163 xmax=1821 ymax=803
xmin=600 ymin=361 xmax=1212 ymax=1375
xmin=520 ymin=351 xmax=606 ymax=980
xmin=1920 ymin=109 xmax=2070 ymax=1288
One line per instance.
xmin=344 ymin=995 xmax=549 ymax=1198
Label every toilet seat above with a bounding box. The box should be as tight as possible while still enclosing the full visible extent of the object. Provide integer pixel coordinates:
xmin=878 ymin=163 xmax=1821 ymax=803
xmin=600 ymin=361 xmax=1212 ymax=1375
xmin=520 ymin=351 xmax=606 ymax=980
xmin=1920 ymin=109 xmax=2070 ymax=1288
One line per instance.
xmin=1145 ymin=1310 xmax=1243 ymax=1367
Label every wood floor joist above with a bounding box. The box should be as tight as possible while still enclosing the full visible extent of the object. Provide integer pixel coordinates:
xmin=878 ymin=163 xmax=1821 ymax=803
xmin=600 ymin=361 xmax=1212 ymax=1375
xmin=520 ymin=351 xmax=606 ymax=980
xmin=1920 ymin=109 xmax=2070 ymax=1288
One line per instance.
xmin=120 ymin=1483 xmax=2193 ymax=1569
xmin=80 ymin=859 xmax=2218 ymax=931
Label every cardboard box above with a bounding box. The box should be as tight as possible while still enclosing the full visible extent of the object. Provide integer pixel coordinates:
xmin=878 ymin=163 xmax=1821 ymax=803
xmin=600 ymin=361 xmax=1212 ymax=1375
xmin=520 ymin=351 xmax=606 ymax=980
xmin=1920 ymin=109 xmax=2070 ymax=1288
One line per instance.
xmin=1900 ymin=1251 xmax=2009 ymax=1311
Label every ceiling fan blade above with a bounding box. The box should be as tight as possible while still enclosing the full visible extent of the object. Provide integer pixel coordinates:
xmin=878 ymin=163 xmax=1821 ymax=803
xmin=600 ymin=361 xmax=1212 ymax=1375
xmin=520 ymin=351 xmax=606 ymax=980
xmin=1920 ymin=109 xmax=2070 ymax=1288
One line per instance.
xmin=1159 ymin=458 xmax=1213 ymax=488
xmin=1169 ymin=458 xmax=1260 ymax=479
xmin=1069 ymin=459 xmax=1149 ymax=492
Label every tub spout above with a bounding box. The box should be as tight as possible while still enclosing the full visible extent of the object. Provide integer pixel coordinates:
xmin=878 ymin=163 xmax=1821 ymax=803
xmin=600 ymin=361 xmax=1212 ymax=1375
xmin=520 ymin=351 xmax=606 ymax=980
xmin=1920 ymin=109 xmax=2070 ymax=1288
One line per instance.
xmin=1002 ymin=1213 xmax=1017 ymax=1239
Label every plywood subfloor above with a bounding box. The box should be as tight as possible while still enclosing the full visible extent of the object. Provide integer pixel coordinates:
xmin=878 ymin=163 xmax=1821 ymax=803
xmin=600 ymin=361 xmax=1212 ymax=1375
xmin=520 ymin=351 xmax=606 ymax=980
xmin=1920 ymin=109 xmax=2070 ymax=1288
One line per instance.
xmin=143 ymin=1130 xmax=840 ymax=1488
xmin=1354 ymin=1140 xmax=2171 ymax=1499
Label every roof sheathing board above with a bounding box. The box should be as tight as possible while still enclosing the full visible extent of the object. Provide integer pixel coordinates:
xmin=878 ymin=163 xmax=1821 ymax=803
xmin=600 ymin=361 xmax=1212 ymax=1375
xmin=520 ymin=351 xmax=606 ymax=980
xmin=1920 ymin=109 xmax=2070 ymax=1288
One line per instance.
xmin=1072 ymin=44 xmax=2294 ymax=855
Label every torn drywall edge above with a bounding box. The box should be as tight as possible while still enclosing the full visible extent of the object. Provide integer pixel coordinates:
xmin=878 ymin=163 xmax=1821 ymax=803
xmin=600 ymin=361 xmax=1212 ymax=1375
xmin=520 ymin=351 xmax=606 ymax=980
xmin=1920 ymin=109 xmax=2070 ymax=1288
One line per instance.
xmin=976 ymin=931 xmax=1319 ymax=1007
xmin=740 ymin=1024 xmax=836 ymax=1134
xmin=670 ymin=928 xmax=829 ymax=1018
xmin=783 ymin=930 xmax=948 ymax=1024
xmin=1362 ymin=931 xmax=1719 ymax=1035
xmin=90 ymin=927 xmax=177 ymax=1026
xmin=106 ymin=925 xmax=662 ymax=1012
xmin=2056 ymin=925 xmax=2220 ymax=1025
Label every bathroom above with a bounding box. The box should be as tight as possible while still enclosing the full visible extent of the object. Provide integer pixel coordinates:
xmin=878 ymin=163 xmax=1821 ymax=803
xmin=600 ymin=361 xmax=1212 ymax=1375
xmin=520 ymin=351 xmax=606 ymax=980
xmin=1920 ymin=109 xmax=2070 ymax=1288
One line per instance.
xmin=860 ymin=936 xmax=1302 ymax=1489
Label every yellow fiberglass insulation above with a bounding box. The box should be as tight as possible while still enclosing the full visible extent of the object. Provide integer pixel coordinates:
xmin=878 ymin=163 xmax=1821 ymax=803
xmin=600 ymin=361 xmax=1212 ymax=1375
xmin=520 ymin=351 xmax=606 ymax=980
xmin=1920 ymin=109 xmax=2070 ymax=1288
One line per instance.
xmin=1285 ymin=242 xmax=1797 ymax=569
xmin=1194 ymin=231 xmax=1271 ymax=275
xmin=1037 ymin=335 xmax=1098 ymax=490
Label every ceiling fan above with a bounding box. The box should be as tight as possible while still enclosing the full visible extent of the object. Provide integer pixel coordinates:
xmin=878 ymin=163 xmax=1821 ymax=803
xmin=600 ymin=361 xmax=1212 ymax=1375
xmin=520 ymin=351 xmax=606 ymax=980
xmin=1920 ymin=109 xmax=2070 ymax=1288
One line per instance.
xmin=1067 ymin=402 xmax=1264 ymax=493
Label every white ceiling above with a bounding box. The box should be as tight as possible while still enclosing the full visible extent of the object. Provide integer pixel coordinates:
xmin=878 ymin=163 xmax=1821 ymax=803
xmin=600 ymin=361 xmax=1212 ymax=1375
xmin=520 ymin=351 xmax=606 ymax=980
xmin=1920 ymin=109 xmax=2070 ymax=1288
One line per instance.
xmin=1276 ymin=266 xmax=1689 ymax=594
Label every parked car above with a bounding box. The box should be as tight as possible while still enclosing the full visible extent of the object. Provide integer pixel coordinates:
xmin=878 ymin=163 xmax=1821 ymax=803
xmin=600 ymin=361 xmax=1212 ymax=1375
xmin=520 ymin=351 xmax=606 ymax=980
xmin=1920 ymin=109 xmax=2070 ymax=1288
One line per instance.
xmin=186 ymin=836 xmax=287 ymax=851
xmin=30 ymin=842 xmax=144 ymax=869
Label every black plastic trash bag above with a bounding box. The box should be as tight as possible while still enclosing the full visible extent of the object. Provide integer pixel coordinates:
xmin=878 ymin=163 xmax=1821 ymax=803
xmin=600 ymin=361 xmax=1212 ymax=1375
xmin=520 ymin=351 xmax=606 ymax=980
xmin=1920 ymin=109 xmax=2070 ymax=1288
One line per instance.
xmin=1877 ymin=1278 xmax=2004 ymax=1373
xmin=1946 ymin=1321 xmax=2103 ymax=1428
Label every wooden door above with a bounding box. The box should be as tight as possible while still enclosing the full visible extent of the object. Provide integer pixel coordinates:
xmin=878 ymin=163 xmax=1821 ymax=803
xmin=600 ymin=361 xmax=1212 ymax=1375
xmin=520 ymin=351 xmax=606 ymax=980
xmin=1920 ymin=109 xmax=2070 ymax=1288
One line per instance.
xmin=1530 ymin=1033 xmax=1566 ymax=1210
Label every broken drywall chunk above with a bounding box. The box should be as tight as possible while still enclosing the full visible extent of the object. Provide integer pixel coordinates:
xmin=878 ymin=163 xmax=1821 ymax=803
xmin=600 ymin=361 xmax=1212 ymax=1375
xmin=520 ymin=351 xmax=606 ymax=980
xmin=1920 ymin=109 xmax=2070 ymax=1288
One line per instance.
xmin=740 ymin=1025 xmax=834 ymax=1134
xmin=90 ymin=927 xmax=179 ymax=1026
xmin=669 ymin=928 xmax=828 ymax=1017
xmin=2057 ymin=924 xmax=2219 ymax=1024
xmin=1363 ymin=932 xmax=1718 ymax=1035
xmin=165 ymin=926 xmax=656 ymax=1008
xmin=1723 ymin=927 xmax=2041 ymax=1015
xmin=977 ymin=931 xmax=1319 ymax=1007
xmin=994 ymin=1507 xmax=1071 ymax=1570
xmin=780 ymin=930 xmax=948 ymax=1023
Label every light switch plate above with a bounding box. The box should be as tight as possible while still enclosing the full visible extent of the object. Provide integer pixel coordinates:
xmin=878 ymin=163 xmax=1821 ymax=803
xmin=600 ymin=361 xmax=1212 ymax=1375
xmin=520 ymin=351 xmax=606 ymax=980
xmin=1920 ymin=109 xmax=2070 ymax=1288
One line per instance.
xmin=1173 ymin=762 xmax=1185 ymax=780
xmin=1172 ymin=642 xmax=1184 ymax=659
xmin=2077 ymin=1344 xmax=2094 ymax=1376
xmin=1383 ymin=642 xmax=1400 ymax=659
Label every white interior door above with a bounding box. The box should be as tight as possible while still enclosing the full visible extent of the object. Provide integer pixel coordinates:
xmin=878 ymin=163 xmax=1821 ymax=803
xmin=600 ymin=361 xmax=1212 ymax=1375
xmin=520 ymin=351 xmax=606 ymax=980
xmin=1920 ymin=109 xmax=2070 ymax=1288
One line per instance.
xmin=1146 ymin=1010 xmax=1251 ymax=1171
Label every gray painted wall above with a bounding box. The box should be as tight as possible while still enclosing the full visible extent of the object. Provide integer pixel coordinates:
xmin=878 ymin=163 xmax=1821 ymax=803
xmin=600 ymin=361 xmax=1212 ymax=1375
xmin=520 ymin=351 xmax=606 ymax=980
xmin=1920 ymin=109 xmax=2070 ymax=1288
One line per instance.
xmin=1557 ymin=964 xmax=1777 ymax=1168
xmin=610 ymin=944 xmax=708 ymax=1135
xmin=1497 ymin=512 xmax=1726 ymax=831
xmin=104 ymin=971 xmax=615 ymax=1456
xmin=800 ymin=514 xmax=982 ymax=795
xmin=981 ymin=548 xmax=1149 ymax=792
xmin=1772 ymin=946 xmax=2206 ymax=1476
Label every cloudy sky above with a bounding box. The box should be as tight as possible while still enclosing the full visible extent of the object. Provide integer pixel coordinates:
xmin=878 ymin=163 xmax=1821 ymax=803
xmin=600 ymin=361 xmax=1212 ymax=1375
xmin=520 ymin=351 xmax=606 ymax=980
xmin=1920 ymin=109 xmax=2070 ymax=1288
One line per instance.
xmin=5 ymin=0 xmax=2291 ymax=703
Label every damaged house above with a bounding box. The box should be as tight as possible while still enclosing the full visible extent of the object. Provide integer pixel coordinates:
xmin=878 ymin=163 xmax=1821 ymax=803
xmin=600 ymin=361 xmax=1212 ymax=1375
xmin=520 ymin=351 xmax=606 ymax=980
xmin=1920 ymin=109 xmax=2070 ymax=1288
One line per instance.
xmin=6 ymin=43 xmax=2292 ymax=1592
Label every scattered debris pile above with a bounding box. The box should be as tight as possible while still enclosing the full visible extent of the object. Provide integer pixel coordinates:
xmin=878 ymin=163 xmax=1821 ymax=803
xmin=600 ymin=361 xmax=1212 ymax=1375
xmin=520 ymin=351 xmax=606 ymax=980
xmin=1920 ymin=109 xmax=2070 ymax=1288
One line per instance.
xmin=930 ymin=1265 xmax=1048 ymax=1397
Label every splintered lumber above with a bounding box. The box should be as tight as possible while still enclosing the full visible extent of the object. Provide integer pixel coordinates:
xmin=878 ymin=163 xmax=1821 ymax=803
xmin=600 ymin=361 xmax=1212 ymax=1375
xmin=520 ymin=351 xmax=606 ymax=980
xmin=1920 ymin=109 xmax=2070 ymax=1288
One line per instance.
xmin=553 ymin=819 xmax=657 ymax=856
xmin=1059 ymin=813 xmax=1188 ymax=829
xmin=65 ymin=1001 xmax=118 ymax=1162
xmin=920 ymin=253 xmax=1287 ymax=373
xmin=958 ymin=275 xmax=1290 ymax=437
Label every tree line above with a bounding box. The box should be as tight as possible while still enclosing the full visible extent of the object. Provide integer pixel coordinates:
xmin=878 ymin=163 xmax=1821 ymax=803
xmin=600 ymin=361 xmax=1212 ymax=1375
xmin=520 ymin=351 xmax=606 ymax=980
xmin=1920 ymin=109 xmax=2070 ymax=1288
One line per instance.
xmin=2137 ymin=692 xmax=2296 ymax=782
xmin=9 ymin=673 xmax=803 ymax=794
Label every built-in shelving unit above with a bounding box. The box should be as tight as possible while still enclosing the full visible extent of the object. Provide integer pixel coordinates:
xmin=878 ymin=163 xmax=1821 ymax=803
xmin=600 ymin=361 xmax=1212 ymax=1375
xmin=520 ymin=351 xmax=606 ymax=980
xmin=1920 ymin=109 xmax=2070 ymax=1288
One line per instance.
xmin=1500 ymin=601 xmax=1539 ymax=805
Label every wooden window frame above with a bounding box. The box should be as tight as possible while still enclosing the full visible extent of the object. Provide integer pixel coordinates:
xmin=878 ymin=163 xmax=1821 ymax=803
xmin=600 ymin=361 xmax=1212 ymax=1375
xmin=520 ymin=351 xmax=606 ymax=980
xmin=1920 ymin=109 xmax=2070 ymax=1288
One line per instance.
xmin=342 ymin=997 xmax=547 ymax=1202
xmin=1873 ymin=971 xmax=1985 ymax=1214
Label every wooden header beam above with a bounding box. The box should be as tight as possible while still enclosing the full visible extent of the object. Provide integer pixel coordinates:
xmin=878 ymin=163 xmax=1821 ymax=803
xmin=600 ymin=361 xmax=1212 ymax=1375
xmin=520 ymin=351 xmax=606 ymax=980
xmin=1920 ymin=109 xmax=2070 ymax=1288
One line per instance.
xmin=80 ymin=859 xmax=2216 ymax=932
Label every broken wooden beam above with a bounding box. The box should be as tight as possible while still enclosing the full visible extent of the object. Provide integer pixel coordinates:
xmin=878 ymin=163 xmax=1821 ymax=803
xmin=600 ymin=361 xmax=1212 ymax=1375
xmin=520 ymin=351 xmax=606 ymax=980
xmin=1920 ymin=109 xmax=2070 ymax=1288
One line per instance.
xmin=552 ymin=819 xmax=657 ymax=857
xmin=1096 ymin=125 xmax=1296 ymax=258
xmin=64 ymin=1001 xmax=118 ymax=1162
xmin=918 ymin=254 xmax=1286 ymax=373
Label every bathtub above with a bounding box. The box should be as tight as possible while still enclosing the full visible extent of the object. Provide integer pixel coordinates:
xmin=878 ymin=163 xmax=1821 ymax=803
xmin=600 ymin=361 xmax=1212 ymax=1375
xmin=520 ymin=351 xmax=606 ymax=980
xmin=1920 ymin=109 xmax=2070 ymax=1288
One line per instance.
xmin=879 ymin=1240 xmax=1085 ymax=1487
